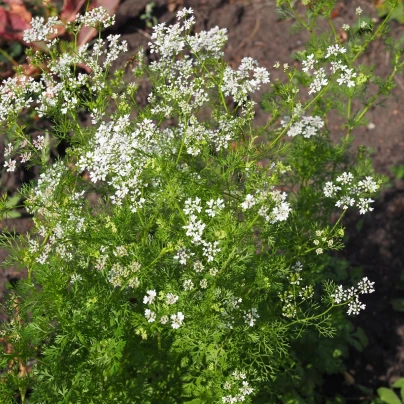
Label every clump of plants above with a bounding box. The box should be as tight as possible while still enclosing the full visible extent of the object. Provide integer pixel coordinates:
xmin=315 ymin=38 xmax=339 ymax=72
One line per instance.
xmin=0 ymin=1 xmax=403 ymax=402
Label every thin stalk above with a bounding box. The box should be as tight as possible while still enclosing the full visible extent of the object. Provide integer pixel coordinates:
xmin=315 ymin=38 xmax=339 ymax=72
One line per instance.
xmin=352 ymin=3 xmax=397 ymax=63
xmin=269 ymin=83 xmax=330 ymax=149
xmin=328 ymin=16 xmax=339 ymax=42
xmin=345 ymin=61 xmax=404 ymax=142
xmin=0 ymin=49 xmax=19 ymax=66
xmin=286 ymin=302 xmax=346 ymax=328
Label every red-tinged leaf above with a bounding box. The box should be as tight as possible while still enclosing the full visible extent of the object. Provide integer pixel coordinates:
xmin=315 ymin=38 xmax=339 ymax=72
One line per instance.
xmin=2 ymin=0 xmax=24 ymax=5
xmin=0 ymin=4 xmax=32 ymax=40
xmin=60 ymin=0 xmax=86 ymax=23
xmin=8 ymin=4 xmax=32 ymax=31
xmin=331 ymin=9 xmax=340 ymax=19
xmin=77 ymin=0 xmax=121 ymax=46
xmin=0 ymin=8 xmax=7 ymax=35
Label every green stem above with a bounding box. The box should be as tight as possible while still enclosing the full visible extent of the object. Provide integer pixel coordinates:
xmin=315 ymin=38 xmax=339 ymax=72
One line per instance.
xmin=287 ymin=304 xmax=335 ymax=328
xmin=352 ymin=3 xmax=397 ymax=63
xmin=0 ymin=48 xmax=18 ymax=66
xmin=221 ymin=214 xmax=260 ymax=272
xmin=269 ymin=83 xmax=330 ymax=149
xmin=345 ymin=61 xmax=403 ymax=142
xmin=288 ymin=1 xmax=311 ymax=34
xmin=328 ymin=16 xmax=339 ymax=42
xmin=330 ymin=208 xmax=347 ymax=234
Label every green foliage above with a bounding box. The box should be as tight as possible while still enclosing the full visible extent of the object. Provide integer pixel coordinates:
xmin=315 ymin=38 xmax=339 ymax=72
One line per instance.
xmin=0 ymin=2 xmax=402 ymax=403
xmin=374 ymin=379 xmax=404 ymax=404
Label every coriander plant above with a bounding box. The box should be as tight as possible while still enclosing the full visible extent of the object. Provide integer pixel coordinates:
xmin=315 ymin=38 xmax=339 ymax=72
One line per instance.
xmin=0 ymin=2 xmax=402 ymax=403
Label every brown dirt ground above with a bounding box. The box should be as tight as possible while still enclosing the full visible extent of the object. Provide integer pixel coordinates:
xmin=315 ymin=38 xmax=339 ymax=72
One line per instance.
xmin=1 ymin=0 xmax=403 ymax=401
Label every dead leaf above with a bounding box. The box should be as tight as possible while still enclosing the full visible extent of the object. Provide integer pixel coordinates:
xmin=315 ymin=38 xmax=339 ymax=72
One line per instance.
xmin=60 ymin=0 xmax=86 ymax=23
xmin=0 ymin=8 xmax=7 ymax=35
xmin=0 ymin=2 xmax=31 ymax=40
xmin=338 ymin=29 xmax=348 ymax=43
xmin=344 ymin=371 xmax=356 ymax=385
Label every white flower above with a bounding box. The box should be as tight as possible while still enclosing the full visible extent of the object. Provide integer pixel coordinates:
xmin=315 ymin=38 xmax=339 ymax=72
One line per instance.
xmin=347 ymin=298 xmax=366 ymax=315
xmin=243 ymin=308 xmax=259 ymax=327
xmin=4 ymin=143 xmax=13 ymax=157
xmin=271 ymin=201 xmax=291 ymax=223
xmin=342 ymin=24 xmax=350 ymax=31
xmin=176 ymin=7 xmax=193 ymax=19
xmin=240 ymin=381 xmax=254 ymax=396
xmin=221 ymin=58 xmax=270 ymax=104
xmin=336 ymin=172 xmax=354 ymax=185
xmin=316 ymin=248 xmax=323 ymax=255
xmin=182 ymin=215 xmax=206 ymax=245
xmin=241 ymin=194 xmax=256 ymax=210
xmin=33 ymin=135 xmax=45 ymax=151
xmin=143 ymin=290 xmax=157 ymax=305
xmin=357 ymin=198 xmax=374 ymax=214
xmin=358 ymin=176 xmax=379 ymax=193
xmin=308 ymin=68 xmax=328 ymax=95
xmin=202 ymin=241 xmax=220 ymax=262
xmin=160 ymin=315 xmax=169 ymax=324
xmin=171 ymin=312 xmax=184 ymax=329
xmin=19 ymin=152 xmax=31 ymax=163
xmin=357 ymin=277 xmax=375 ymax=294
xmin=335 ymin=196 xmax=355 ymax=209
xmin=183 ymin=279 xmax=194 ymax=291
xmin=200 ymin=279 xmax=208 ymax=289
xmin=325 ymin=44 xmax=347 ymax=59
xmin=166 ymin=293 xmax=179 ymax=305
xmin=330 ymin=60 xmax=344 ymax=74
xmin=145 ymin=309 xmax=156 ymax=323
xmin=356 ymin=7 xmax=363 ymax=15
xmin=323 ymin=181 xmax=341 ymax=197
xmin=193 ymin=260 xmax=204 ymax=273
xmin=70 ymin=274 xmax=83 ymax=284
xmin=173 ymin=247 xmax=195 ymax=265
xmin=337 ymin=67 xmax=357 ymax=88
xmin=223 ymin=381 xmax=232 ymax=390
xmin=209 ymin=267 xmax=218 ymax=276
xmin=302 ymin=54 xmax=316 ymax=73
xmin=4 ymin=159 xmax=16 ymax=172
xmin=75 ymin=7 xmax=115 ymax=29
xmin=206 ymin=198 xmax=225 ymax=217
xmin=184 ymin=197 xmax=202 ymax=216
xmin=331 ymin=277 xmax=374 ymax=315
xmin=114 ymin=245 xmax=128 ymax=257
xmin=23 ymin=16 xmax=60 ymax=43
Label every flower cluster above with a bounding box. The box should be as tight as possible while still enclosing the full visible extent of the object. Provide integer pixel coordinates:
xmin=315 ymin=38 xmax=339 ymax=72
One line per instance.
xmin=312 ymin=229 xmax=338 ymax=255
xmin=181 ymin=197 xmax=221 ymax=262
xmin=75 ymin=7 xmax=115 ymax=29
xmin=109 ymin=262 xmax=140 ymax=289
xmin=23 ymin=16 xmax=61 ymax=44
xmin=331 ymin=277 xmax=375 ymax=315
xmin=324 ymin=172 xmax=379 ymax=214
xmin=143 ymin=290 xmax=184 ymax=328
xmin=222 ymin=371 xmax=254 ymax=403
xmin=282 ymin=104 xmax=324 ymax=138
xmin=222 ymin=57 xmax=270 ymax=103
xmin=301 ymin=45 xmax=358 ymax=95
